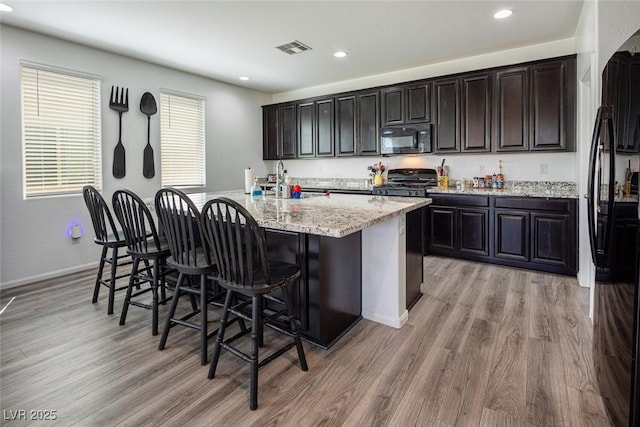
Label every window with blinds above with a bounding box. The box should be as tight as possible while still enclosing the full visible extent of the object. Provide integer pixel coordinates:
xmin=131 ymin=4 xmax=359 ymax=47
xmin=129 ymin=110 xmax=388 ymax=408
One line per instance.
xmin=21 ymin=64 xmax=102 ymax=197
xmin=160 ymin=91 xmax=205 ymax=187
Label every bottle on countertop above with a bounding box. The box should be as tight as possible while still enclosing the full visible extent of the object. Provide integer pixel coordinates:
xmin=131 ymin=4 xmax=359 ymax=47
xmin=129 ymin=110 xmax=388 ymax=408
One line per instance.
xmin=250 ymin=178 xmax=262 ymax=198
xmin=496 ymin=160 xmax=504 ymax=189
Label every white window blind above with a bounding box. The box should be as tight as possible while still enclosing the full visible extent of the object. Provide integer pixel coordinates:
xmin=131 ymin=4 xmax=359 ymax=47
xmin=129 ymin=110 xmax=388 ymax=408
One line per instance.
xmin=21 ymin=64 xmax=102 ymax=197
xmin=160 ymin=91 xmax=205 ymax=187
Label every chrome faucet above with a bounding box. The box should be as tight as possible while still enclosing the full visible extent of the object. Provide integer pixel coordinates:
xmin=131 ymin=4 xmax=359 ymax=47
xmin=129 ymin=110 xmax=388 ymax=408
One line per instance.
xmin=275 ymin=159 xmax=285 ymax=197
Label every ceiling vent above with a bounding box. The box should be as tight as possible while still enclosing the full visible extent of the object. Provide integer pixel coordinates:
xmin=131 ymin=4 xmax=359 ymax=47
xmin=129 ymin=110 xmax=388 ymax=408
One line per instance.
xmin=275 ymin=40 xmax=312 ymax=55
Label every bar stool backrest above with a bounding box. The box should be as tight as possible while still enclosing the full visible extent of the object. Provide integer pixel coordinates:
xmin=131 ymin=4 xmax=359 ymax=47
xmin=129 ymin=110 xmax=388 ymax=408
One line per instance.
xmin=112 ymin=189 xmax=162 ymax=255
xmin=83 ymin=185 xmax=120 ymax=243
xmin=201 ymin=197 xmax=271 ymax=289
xmin=154 ymin=188 xmax=210 ymax=268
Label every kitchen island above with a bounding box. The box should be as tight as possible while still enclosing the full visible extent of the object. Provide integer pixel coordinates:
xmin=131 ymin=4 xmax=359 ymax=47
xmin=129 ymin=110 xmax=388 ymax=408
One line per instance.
xmin=185 ymin=191 xmax=430 ymax=348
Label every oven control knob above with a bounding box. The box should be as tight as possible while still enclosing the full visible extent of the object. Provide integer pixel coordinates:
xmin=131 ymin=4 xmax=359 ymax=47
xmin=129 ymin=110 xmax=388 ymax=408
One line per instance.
xmin=383 ymin=190 xmax=388 ymax=195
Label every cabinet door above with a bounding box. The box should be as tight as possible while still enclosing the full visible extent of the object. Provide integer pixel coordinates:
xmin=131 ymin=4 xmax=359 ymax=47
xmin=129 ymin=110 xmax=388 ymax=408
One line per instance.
xmin=615 ymin=59 xmax=630 ymax=152
xmin=530 ymin=213 xmax=573 ymax=269
xmin=494 ymin=209 xmax=529 ymax=261
xmin=461 ymin=73 xmax=492 ymax=152
xmin=381 ymin=86 xmax=404 ymax=126
xmin=625 ymin=59 xmax=640 ymax=152
xmin=495 ymin=67 xmax=529 ymax=151
xmin=429 ymin=206 xmax=457 ymax=251
xmin=336 ymin=95 xmax=357 ymax=156
xmin=316 ymin=99 xmax=335 ymax=157
xmin=297 ymin=102 xmax=315 ymax=157
xmin=433 ymin=78 xmax=460 ymax=153
xmin=358 ymin=91 xmax=380 ymax=155
xmin=530 ymin=59 xmax=574 ymax=151
xmin=280 ymin=104 xmax=297 ymax=158
xmin=262 ymin=105 xmax=279 ymax=160
xmin=459 ymin=208 xmax=489 ymax=256
xmin=407 ymin=82 xmax=431 ymax=123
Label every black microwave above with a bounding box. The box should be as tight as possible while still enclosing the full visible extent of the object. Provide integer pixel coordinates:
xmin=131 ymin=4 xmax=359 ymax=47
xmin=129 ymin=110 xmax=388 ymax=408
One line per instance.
xmin=380 ymin=124 xmax=431 ymax=154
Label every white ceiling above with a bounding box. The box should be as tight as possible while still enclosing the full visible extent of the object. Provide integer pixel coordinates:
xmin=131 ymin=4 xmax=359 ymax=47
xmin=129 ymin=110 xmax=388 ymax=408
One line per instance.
xmin=0 ymin=0 xmax=584 ymax=94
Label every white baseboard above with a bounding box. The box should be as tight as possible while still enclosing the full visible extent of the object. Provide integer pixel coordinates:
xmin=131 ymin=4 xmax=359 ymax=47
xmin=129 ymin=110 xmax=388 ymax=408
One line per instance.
xmin=0 ymin=262 xmax=98 ymax=290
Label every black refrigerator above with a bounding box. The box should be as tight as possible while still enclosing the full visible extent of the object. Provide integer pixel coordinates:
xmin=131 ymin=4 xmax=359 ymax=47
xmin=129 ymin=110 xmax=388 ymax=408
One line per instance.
xmin=589 ymin=103 xmax=640 ymax=426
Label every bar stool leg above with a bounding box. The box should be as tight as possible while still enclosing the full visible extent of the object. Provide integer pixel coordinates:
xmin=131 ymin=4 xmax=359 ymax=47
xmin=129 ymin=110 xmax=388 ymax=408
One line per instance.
xmin=282 ymin=288 xmax=308 ymax=371
xmin=209 ymin=290 xmax=233 ymax=380
xmin=119 ymin=257 xmax=140 ymax=326
xmin=107 ymin=247 xmax=119 ymax=315
xmin=151 ymin=260 xmax=160 ymax=336
xmin=199 ymin=273 xmax=208 ymax=366
xmin=250 ymin=295 xmax=260 ymax=410
xmin=93 ymin=246 xmax=108 ymax=303
xmin=159 ymin=272 xmax=184 ymax=351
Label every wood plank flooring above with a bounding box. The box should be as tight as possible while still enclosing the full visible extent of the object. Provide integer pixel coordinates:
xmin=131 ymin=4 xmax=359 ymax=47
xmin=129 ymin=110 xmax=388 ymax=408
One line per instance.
xmin=0 ymin=256 xmax=612 ymax=426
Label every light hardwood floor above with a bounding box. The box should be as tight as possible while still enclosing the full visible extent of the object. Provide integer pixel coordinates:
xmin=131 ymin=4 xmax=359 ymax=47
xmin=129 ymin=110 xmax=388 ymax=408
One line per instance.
xmin=1 ymin=256 xmax=612 ymax=426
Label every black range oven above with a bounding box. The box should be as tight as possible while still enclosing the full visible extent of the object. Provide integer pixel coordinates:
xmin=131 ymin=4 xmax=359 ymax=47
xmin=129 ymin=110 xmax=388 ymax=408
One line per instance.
xmin=372 ymin=168 xmax=438 ymax=197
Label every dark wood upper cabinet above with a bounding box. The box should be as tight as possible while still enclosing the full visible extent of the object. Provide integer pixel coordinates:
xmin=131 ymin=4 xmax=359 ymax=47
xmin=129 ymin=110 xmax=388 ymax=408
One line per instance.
xmin=263 ymin=105 xmax=279 ymax=160
xmin=530 ymin=59 xmax=575 ymax=151
xmin=381 ymin=86 xmax=405 ymax=126
xmin=406 ymin=83 xmax=431 ymax=123
xmin=297 ymin=102 xmax=315 ymax=157
xmin=335 ymin=95 xmax=357 ymax=156
xmin=336 ymin=91 xmax=379 ymax=156
xmin=280 ymin=103 xmax=297 ymax=159
xmin=316 ymin=98 xmax=335 ymax=157
xmin=461 ymin=73 xmax=492 ymax=152
xmin=263 ymin=103 xmax=297 ymax=160
xmin=603 ymin=52 xmax=640 ymax=153
xmin=297 ymin=98 xmax=335 ymax=158
xmin=627 ymin=60 xmax=640 ymax=152
xmin=264 ymin=55 xmax=576 ymax=159
xmin=381 ymin=83 xmax=431 ymax=126
xmin=357 ymin=91 xmax=380 ymax=155
xmin=433 ymin=78 xmax=461 ymax=153
xmin=495 ymin=66 xmax=529 ymax=152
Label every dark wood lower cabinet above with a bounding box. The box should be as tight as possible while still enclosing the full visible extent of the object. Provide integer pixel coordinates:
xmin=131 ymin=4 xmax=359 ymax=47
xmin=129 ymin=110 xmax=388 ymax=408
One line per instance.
xmin=494 ymin=210 xmax=529 ymax=262
xmin=427 ymin=195 xmax=577 ymax=276
xmin=426 ymin=195 xmax=490 ymax=263
xmin=459 ymin=208 xmax=489 ymax=256
xmin=265 ymin=229 xmax=361 ymax=348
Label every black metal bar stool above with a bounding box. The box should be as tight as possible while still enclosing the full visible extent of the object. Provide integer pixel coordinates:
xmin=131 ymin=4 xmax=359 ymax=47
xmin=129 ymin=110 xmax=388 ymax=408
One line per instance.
xmin=200 ymin=197 xmax=308 ymax=410
xmin=154 ymin=188 xmax=229 ymax=365
xmin=112 ymin=189 xmax=174 ymax=335
xmin=82 ymin=185 xmax=131 ymax=315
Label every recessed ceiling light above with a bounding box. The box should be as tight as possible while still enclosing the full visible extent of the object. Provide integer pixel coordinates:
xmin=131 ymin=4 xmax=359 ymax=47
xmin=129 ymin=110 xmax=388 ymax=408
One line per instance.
xmin=0 ymin=3 xmax=14 ymax=12
xmin=239 ymin=76 xmax=249 ymax=81
xmin=334 ymin=51 xmax=348 ymax=58
xmin=494 ymin=9 xmax=512 ymax=19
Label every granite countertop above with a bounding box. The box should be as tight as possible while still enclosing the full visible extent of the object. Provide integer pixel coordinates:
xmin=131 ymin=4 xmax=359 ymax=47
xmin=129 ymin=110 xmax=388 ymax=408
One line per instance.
xmin=290 ymin=177 xmax=579 ymax=199
xmin=186 ymin=190 xmax=430 ymax=238
xmin=425 ymin=186 xmax=578 ymax=199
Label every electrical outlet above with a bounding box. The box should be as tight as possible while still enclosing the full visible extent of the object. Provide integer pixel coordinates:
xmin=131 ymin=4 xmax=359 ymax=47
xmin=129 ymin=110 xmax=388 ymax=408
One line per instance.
xmin=539 ymin=163 xmax=548 ymax=174
xmin=479 ymin=164 xmax=485 ymax=174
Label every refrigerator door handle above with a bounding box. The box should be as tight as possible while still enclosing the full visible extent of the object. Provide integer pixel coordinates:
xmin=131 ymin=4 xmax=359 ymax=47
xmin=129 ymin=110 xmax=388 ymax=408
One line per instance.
xmin=588 ymin=107 xmax=603 ymax=265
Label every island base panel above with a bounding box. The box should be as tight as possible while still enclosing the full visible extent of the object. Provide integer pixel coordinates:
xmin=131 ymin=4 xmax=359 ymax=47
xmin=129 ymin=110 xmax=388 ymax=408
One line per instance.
xmin=362 ymin=215 xmax=408 ymax=328
xmin=305 ymin=233 xmax=362 ymax=348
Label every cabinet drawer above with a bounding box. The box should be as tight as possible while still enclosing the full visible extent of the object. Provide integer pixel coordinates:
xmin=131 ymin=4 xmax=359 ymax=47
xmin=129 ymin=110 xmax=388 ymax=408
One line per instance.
xmin=494 ymin=197 xmax=572 ymax=212
xmin=429 ymin=194 xmax=489 ymax=207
